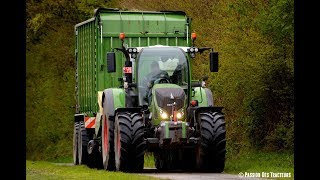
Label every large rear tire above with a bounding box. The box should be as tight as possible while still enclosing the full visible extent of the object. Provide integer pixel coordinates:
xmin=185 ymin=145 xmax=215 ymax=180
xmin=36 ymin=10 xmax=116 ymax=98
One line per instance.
xmin=73 ymin=122 xmax=79 ymax=165
xmin=102 ymin=115 xmax=116 ymax=170
xmin=195 ymin=112 xmax=226 ymax=172
xmin=78 ymin=121 xmax=89 ymax=165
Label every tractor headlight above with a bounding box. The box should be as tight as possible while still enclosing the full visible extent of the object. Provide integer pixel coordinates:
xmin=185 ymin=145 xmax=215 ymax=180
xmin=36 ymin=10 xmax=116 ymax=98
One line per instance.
xmin=176 ymin=109 xmax=185 ymax=120
xmin=176 ymin=112 xmax=182 ymax=119
xmin=159 ymin=108 xmax=169 ymax=119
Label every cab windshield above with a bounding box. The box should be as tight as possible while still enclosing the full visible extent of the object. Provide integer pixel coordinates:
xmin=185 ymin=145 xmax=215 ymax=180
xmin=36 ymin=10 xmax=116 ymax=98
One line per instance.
xmin=136 ymin=47 xmax=189 ymax=105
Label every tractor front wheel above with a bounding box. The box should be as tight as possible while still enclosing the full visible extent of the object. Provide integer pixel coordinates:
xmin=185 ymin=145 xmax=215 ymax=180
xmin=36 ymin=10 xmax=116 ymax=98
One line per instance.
xmin=196 ymin=111 xmax=226 ymax=172
xmin=114 ymin=112 xmax=146 ymax=172
xmin=131 ymin=113 xmax=146 ymax=172
xmin=114 ymin=112 xmax=132 ymax=172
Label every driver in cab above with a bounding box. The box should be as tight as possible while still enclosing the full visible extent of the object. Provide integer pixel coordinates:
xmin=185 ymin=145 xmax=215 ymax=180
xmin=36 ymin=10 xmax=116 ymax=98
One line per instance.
xmin=143 ymin=61 xmax=169 ymax=104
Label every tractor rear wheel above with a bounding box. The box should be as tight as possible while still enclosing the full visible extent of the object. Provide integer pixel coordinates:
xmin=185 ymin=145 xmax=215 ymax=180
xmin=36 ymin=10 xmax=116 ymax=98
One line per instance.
xmin=73 ymin=122 xmax=79 ymax=165
xmin=196 ymin=111 xmax=226 ymax=172
xmin=114 ymin=112 xmax=132 ymax=172
xmin=78 ymin=121 xmax=89 ymax=165
xmin=102 ymin=115 xmax=115 ymax=170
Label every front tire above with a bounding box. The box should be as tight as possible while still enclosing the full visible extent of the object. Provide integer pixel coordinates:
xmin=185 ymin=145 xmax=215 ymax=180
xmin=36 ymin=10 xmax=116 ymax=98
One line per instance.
xmin=114 ymin=112 xmax=146 ymax=172
xmin=114 ymin=112 xmax=132 ymax=172
xmin=195 ymin=111 xmax=226 ymax=172
xmin=210 ymin=112 xmax=226 ymax=172
xmin=131 ymin=113 xmax=146 ymax=172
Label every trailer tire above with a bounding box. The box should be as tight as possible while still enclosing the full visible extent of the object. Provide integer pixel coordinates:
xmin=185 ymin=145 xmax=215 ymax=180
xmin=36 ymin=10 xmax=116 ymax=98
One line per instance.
xmin=114 ymin=112 xmax=133 ymax=172
xmin=87 ymin=139 xmax=104 ymax=169
xmin=131 ymin=113 xmax=146 ymax=172
xmin=102 ymin=115 xmax=116 ymax=170
xmin=78 ymin=121 xmax=89 ymax=165
xmin=195 ymin=112 xmax=226 ymax=172
xmin=73 ymin=122 xmax=79 ymax=165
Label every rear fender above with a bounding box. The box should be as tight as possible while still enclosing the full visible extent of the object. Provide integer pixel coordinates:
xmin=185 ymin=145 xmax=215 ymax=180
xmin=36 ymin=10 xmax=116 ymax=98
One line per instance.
xmin=102 ymin=88 xmax=126 ymax=117
xmin=192 ymin=87 xmax=214 ymax=107
xmin=115 ymin=107 xmax=142 ymax=115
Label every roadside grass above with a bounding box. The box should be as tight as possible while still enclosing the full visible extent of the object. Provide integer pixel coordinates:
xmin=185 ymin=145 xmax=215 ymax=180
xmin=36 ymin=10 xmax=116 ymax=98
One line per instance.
xmin=26 ymin=160 xmax=163 ymax=180
xmin=47 ymin=155 xmax=73 ymax=163
xmin=46 ymin=153 xmax=156 ymax=168
xmin=144 ymin=152 xmax=156 ymax=168
xmin=224 ymin=150 xmax=294 ymax=179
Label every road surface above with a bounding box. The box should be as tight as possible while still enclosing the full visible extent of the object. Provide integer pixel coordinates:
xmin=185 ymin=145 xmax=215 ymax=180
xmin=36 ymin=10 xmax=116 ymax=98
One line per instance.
xmin=54 ymin=163 xmax=265 ymax=180
xmin=140 ymin=168 xmax=266 ymax=180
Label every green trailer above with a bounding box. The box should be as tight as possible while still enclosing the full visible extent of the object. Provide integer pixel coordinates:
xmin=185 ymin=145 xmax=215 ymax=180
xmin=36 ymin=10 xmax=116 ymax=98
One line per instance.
xmin=73 ymin=8 xmax=226 ymax=173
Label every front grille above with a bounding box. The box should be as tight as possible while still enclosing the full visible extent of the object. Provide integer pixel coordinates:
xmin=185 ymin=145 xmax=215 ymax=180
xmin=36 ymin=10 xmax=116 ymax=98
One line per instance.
xmin=155 ymin=88 xmax=185 ymax=114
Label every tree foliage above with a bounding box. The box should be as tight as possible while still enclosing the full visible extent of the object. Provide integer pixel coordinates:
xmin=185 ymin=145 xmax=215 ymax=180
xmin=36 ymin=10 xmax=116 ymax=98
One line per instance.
xmin=26 ymin=0 xmax=117 ymax=160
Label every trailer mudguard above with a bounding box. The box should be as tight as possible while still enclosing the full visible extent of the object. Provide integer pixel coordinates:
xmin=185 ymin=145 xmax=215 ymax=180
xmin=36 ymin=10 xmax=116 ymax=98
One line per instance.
xmin=102 ymin=88 xmax=126 ymax=117
xmin=74 ymin=113 xmax=85 ymax=122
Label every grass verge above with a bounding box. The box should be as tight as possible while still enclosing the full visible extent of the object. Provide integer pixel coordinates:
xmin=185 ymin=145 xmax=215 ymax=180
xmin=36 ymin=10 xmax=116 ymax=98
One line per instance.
xmin=144 ymin=152 xmax=155 ymax=168
xmin=26 ymin=160 xmax=162 ymax=180
xmin=224 ymin=150 xmax=294 ymax=179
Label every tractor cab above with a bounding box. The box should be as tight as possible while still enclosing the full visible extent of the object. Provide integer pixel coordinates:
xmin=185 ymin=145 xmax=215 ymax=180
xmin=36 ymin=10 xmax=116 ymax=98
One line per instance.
xmin=135 ymin=47 xmax=189 ymax=106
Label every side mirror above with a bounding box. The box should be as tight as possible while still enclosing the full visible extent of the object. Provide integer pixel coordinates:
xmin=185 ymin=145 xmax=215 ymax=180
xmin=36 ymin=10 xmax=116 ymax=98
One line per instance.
xmin=210 ymin=52 xmax=219 ymax=72
xmin=106 ymin=52 xmax=116 ymax=72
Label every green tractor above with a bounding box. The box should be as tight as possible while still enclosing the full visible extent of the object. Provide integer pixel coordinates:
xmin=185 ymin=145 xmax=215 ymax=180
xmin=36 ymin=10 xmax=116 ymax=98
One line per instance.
xmin=73 ymin=8 xmax=226 ymax=173
xmin=107 ymin=36 xmax=226 ymax=172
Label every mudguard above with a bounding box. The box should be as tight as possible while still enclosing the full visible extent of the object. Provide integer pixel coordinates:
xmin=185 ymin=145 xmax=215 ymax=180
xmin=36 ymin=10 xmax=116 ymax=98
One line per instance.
xmin=192 ymin=87 xmax=214 ymax=107
xmin=102 ymin=88 xmax=126 ymax=117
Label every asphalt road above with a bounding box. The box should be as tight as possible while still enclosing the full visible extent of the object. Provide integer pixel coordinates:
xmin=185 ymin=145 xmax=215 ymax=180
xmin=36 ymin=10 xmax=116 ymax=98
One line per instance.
xmin=140 ymin=168 xmax=265 ymax=180
xmin=54 ymin=164 xmax=265 ymax=180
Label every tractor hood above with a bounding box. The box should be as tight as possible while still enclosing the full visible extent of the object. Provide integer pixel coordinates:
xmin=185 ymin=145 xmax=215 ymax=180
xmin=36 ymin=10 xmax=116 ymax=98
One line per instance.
xmin=152 ymin=84 xmax=186 ymax=114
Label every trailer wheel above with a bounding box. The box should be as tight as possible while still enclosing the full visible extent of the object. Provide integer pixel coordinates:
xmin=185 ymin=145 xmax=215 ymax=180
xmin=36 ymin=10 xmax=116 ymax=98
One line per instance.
xmin=114 ymin=112 xmax=132 ymax=172
xmin=78 ymin=121 xmax=89 ymax=165
xmin=102 ymin=115 xmax=115 ymax=170
xmin=73 ymin=122 xmax=79 ymax=165
xmin=195 ymin=112 xmax=226 ymax=172
xmin=87 ymin=139 xmax=104 ymax=169
xmin=131 ymin=113 xmax=146 ymax=172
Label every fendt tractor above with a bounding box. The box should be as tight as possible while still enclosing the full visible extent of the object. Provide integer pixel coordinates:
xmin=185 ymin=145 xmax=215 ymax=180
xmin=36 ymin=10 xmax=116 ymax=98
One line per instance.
xmin=73 ymin=8 xmax=226 ymax=173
